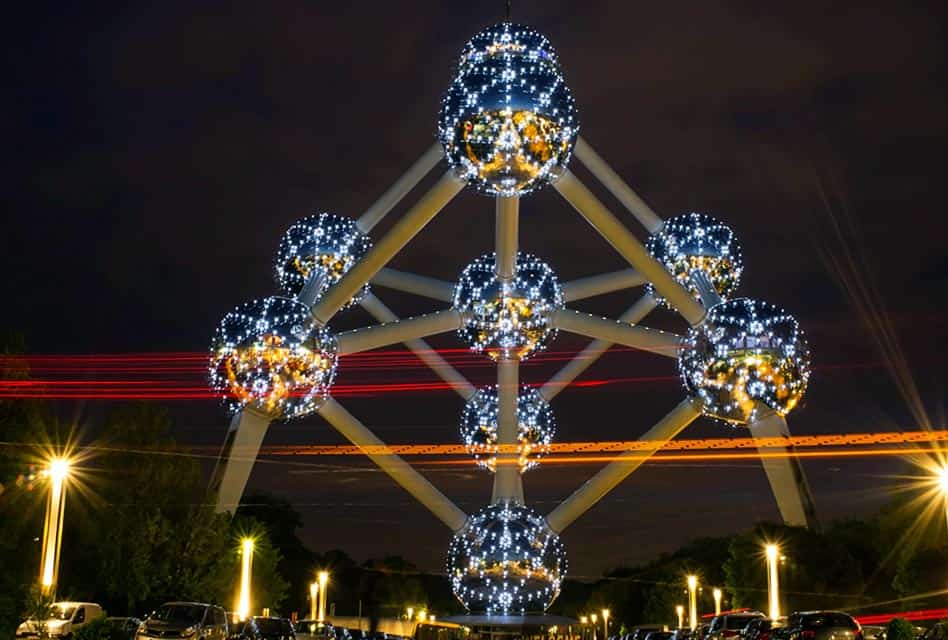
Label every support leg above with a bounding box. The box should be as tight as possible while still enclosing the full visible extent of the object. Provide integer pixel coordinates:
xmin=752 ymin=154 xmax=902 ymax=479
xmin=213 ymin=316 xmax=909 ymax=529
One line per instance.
xmin=210 ymin=409 xmax=273 ymax=514
xmin=749 ymin=410 xmax=819 ymax=528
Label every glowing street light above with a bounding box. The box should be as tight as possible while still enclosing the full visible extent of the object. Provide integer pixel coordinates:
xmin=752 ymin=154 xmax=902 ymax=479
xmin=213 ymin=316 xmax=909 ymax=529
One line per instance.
xmin=687 ymin=575 xmax=698 ymax=630
xmin=580 ymin=616 xmax=589 ymax=624
xmin=317 ymin=571 xmax=329 ymax=622
xmin=765 ymin=544 xmax=780 ymax=621
xmin=310 ymin=581 xmax=319 ymax=621
xmin=40 ymin=457 xmax=71 ymax=594
xmin=406 ymin=608 xmax=414 ymax=621
xmin=418 ymin=611 xmax=428 ymax=623
xmin=602 ymin=609 xmax=610 ymax=640
xmin=236 ymin=538 xmax=254 ymax=621
xmin=713 ymin=588 xmax=722 ymax=616
xmin=591 ymin=614 xmax=598 ymax=640
xmin=675 ymin=605 xmax=684 ymax=630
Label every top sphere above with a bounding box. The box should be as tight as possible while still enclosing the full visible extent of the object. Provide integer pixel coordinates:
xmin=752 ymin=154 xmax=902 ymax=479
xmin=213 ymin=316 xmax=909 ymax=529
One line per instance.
xmin=646 ymin=212 xmax=743 ymax=309
xmin=274 ymin=212 xmax=372 ymax=309
xmin=438 ymin=22 xmax=579 ymax=197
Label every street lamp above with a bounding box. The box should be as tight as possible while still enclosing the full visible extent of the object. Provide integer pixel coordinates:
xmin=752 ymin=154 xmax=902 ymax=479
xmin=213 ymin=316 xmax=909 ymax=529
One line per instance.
xmin=40 ymin=457 xmax=71 ymax=594
xmin=591 ymin=614 xmax=598 ymax=640
xmin=675 ymin=605 xmax=684 ymax=630
xmin=765 ymin=544 xmax=780 ymax=621
xmin=687 ymin=575 xmax=697 ymax=630
xmin=317 ymin=571 xmax=329 ymax=622
xmin=237 ymin=538 xmax=254 ymax=621
xmin=406 ymin=608 xmax=414 ymax=621
xmin=581 ymin=616 xmax=589 ymax=624
xmin=418 ymin=611 xmax=427 ymax=623
xmin=602 ymin=609 xmax=610 ymax=640
xmin=713 ymin=588 xmax=722 ymax=616
xmin=310 ymin=582 xmax=319 ymax=621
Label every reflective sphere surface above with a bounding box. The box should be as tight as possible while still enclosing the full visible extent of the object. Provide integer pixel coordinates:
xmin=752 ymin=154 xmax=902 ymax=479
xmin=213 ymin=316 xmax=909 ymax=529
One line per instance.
xmin=679 ymin=298 xmax=810 ymax=424
xmin=447 ymin=503 xmax=567 ymax=615
xmin=209 ymin=296 xmax=337 ymax=419
xmin=439 ymin=23 xmax=579 ymax=196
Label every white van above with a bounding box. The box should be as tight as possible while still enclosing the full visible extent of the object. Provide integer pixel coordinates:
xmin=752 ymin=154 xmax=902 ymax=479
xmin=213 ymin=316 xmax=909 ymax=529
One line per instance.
xmin=16 ymin=602 xmax=105 ymax=638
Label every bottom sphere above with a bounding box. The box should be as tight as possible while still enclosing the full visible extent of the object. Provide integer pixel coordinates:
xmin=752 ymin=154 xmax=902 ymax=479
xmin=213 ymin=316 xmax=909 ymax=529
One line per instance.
xmin=447 ymin=503 xmax=566 ymax=615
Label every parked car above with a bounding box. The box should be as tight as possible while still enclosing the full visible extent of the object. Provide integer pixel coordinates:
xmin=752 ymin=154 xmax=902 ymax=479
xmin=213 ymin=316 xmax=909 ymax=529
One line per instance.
xmin=16 ymin=602 xmax=105 ymax=638
xmin=646 ymin=632 xmax=675 ymax=640
xmin=743 ymin=618 xmax=786 ymax=640
xmin=136 ymin=602 xmax=228 ymax=640
xmin=252 ymin=617 xmax=295 ymax=640
xmin=707 ymin=613 xmax=766 ymax=640
xmin=106 ymin=617 xmax=143 ymax=640
xmin=772 ymin=612 xmax=862 ymax=640
xmin=231 ymin=619 xmax=262 ymax=640
xmin=295 ymin=620 xmax=334 ymax=639
xmin=670 ymin=630 xmax=693 ymax=640
xmin=860 ymin=626 xmax=885 ymax=640
xmin=633 ymin=626 xmax=667 ymax=640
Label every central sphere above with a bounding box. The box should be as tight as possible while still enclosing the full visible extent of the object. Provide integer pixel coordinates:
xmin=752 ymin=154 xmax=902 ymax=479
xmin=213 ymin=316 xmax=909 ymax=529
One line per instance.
xmin=646 ymin=212 xmax=743 ymax=309
xmin=679 ymin=298 xmax=810 ymax=424
xmin=274 ymin=212 xmax=372 ymax=309
xmin=453 ymin=252 xmax=563 ymax=361
xmin=460 ymin=386 xmax=555 ymax=473
xmin=439 ymin=23 xmax=579 ymax=196
xmin=447 ymin=503 xmax=567 ymax=615
xmin=208 ymin=296 xmax=338 ymax=419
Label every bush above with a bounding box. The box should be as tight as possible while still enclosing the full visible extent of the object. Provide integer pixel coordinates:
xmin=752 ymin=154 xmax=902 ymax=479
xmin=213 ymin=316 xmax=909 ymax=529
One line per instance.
xmin=73 ymin=618 xmax=124 ymax=640
xmin=886 ymin=617 xmax=915 ymax=640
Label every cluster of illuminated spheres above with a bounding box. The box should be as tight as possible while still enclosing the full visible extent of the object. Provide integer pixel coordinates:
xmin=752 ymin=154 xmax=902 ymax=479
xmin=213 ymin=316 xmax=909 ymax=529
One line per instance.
xmin=460 ymin=386 xmax=555 ymax=473
xmin=209 ymin=296 xmax=338 ymax=419
xmin=439 ymin=22 xmax=579 ymax=196
xmin=453 ymin=251 xmax=563 ymax=361
xmin=447 ymin=503 xmax=566 ymax=615
xmin=274 ymin=212 xmax=373 ymax=308
xmin=679 ymin=298 xmax=811 ymax=424
xmin=645 ymin=212 xmax=743 ymax=308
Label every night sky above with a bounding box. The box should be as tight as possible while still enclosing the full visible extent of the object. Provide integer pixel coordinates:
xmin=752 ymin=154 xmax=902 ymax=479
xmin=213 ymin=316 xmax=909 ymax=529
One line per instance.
xmin=3 ymin=1 xmax=947 ymax=579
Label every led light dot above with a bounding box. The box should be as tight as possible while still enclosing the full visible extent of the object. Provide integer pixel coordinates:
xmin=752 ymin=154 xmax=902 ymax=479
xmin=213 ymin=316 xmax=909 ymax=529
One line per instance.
xmin=274 ymin=212 xmax=372 ymax=309
xmin=460 ymin=386 xmax=555 ymax=473
xmin=679 ymin=298 xmax=810 ymax=424
xmin=453 ymin=252 xmax=563 ymax=361
xmin=439 ymin=22 xmax=579 ymax=196
xmin=447 ymin=503 xmax=566 ymax=615
xmin=209 ymin=296 xmax=338 ymax=419
xmin=646 ymin=212 xmax=743 ymax=308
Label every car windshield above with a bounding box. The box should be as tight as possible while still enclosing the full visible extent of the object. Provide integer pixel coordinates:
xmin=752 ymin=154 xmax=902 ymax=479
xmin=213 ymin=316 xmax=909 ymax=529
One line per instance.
xmin=51 ymin=606 xmax=76 ymax=621
xmin=151 ymin=605 xmax=206 ymax=625
xmin=727 ymin=616 xmax=763 ymax=629
xmin=802 ymin=614 xmax=857 ymax=630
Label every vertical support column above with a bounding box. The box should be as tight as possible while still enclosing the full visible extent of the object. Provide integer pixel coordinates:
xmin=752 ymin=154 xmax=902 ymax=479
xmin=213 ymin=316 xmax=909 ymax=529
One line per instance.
xmin=749 ymin=410 xmax=819 ymax=528
xmin=495 ymin=196 xmax=519 ymax=278
xmin=210 ymin=409 xmax=272 ymax=514
xmin=492 ymin=359 xmax=524 ymax=504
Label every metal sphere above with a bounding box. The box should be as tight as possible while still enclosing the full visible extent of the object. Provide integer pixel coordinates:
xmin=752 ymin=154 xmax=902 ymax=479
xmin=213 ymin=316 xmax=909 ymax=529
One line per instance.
xmin=460 ymin=386 xmax=555 ymax=473
xmin=274 ymin=212 xmax=372 ymax=309
xmin=646 ymin=212 xmax=744 ymax=309
xmin=679 ymin=298 xmax=810 ymax=425
xmin=453 ymin=252 xmax=563 ymax=361
xmin=438 ymin=22 xmax=579 ymax=196
xmin=446 ymin=503 xmax=567 ymax=615
xmin=209 ymin=296 xmax=338 ymax=419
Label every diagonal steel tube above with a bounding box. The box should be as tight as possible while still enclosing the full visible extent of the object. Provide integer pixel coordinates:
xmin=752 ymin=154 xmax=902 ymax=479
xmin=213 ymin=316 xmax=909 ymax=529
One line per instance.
xmin=550 ymin=308 xmax=680 ymax=358
xmin=371 ymin=268 xmax=454 ymax=302
xmin=357 ymin=143 xmax=444 ymax=233
xmin=553 ymin=170 xmax=706 ymax=325
xmin=210 ymin=408 xmax=273 ymax=514
xmin=336 ymin=309 xmax=462 ymax=355
xmin=545 ymin=398 xmax=701 ymax=533
xmin=318 ymin=398 xmax=468 ymax=531
xmin=562 ymin=268 xmax=647 ymax=302
xmin=312 ymin=171 xmax=465 ymax=325
xmin=359 ymin=292 xmax=475 ymax=400
xmin=573 ymin=137 xmax=665 ymax=233
xmin=540 ymin=295 xmax=657 ymax=401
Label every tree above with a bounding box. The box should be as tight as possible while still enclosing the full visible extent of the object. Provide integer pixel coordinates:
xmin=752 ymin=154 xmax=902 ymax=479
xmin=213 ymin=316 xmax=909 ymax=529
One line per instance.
xmin=887 ymin=618 xmax=915 ymax=640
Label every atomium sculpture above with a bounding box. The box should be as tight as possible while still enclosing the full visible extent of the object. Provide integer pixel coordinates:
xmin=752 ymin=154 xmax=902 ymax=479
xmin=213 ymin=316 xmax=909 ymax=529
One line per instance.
xmin=208 ymin=20 xmax=817 ymax=617
xmin=447 ymin=503 xmax=566 ymax=615
xmin=460 ymin=386 xmax=555 ymax=473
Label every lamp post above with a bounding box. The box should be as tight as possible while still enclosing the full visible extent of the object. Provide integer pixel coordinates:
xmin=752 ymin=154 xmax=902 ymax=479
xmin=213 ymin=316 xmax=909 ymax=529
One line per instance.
xmin=687 ymin=575 xmax=697 ymax=630
xmin=317 ymin=571 xmax=329 ymax=622
xmin=713 ymin=588 xmax=722 ymax=616
xmin=591 ymin=614 xmax=598 ymax=640
xmin=40 ymin=457 xmax=70 ymax=595
xmin=406 ymin=608 xmax=414 ymax=621
xmin=237 ymin=538 xmax=254 ymax=621
xmin=310 ymin=582 xmax=319 ymax=621
xmin=675 ymin=606 xmax=684 ymax=630
xmin=602 ymin=609 xmax=610 ymax=640
xmin=765 ymin=544 xmax=780 ymax=621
